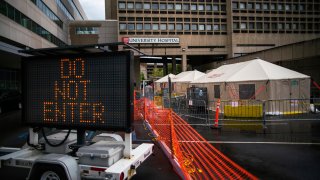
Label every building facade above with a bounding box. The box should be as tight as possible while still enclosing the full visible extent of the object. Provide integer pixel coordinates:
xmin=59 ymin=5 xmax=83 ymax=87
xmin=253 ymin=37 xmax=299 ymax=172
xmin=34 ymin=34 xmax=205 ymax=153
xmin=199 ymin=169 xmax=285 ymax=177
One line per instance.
xmin=106 ymin=0 xmax=320 ymax=72
xmin=0 ymin=0 xmax=88 ymax=91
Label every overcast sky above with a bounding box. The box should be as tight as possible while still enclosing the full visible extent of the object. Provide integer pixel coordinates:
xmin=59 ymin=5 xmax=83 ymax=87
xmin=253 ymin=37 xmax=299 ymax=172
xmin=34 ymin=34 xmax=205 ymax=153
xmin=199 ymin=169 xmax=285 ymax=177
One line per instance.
xmin=79 ymin=0 xmax=105 ymax=20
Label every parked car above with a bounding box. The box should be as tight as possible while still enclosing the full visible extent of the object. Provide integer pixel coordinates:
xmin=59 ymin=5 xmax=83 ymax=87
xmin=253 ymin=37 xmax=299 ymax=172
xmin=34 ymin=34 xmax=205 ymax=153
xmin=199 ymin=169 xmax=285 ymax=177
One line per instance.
xmin=0 ymin=90 xmax=21 ymax=114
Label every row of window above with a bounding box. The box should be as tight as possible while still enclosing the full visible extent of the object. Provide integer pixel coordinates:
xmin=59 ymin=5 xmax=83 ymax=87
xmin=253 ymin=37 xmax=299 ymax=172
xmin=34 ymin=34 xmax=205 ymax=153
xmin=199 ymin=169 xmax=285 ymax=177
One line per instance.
xmin=118 ymin=2 xmax=226 ymax=12
xmin=232 ymin=2 xmax=319 ymax=12
xmin=120 ymin=31 xmax=227 ymax=35
xmin=75 ymin=27 xmax=99 ymax=34
xmin=233 ymin=22 xmax=320 ymax=31
xmin=55 ymin=0 xmax=74 ymax=20
xmin=0 ymin=1 xmax=67 ymax=47
xmin=234 ymin=16 xmax=319 ymax=22
xmin=119 ymin=23 xmax=227 ymax=31
xmin=66 ymin=0 xmax=84 ymax=20
xmin=30 ymin=0 xmax=63 ymax=29
xmin=119 ymin=17 xmax=226 ymax=23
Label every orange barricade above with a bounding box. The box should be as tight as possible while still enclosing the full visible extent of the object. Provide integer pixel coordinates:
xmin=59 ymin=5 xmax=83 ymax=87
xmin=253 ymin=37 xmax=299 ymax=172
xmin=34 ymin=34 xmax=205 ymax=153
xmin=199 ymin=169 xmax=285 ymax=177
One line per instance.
xmin=134 ymin=97 xmax=258 ymax=180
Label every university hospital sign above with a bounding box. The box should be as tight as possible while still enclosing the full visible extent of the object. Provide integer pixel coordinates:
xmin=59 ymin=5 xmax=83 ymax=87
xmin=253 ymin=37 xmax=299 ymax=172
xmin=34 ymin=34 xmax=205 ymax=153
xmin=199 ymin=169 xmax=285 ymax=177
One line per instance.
xmin=122 ymin=37 xmax=180 ymax=44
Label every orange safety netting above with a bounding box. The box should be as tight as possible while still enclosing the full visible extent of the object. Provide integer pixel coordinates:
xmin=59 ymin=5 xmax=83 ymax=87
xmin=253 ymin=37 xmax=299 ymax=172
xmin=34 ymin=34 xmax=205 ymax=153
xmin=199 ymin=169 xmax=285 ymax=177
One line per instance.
xmin=134 ymin=96 xmax=258 ymax=180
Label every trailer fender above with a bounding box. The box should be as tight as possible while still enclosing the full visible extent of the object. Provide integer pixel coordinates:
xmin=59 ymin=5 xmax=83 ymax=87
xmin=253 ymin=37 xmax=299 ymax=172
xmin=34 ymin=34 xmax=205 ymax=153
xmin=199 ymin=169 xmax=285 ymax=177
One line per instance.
xmin=27 ymin=153 xmax=79 ymax=180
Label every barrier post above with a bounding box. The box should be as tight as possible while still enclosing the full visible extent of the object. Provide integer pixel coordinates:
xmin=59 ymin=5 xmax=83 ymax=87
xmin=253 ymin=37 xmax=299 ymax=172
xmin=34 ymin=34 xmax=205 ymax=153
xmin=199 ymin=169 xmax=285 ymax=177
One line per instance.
xmin=211 ymin=99 xmax=222 ymax=129
xmin=263 ymin=101 xmax=267 ymax=129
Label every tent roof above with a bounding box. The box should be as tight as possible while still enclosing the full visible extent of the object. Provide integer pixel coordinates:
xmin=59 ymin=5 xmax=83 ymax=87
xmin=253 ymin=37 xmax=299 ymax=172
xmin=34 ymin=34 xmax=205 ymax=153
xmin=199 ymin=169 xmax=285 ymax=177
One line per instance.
xmin=155 ymin=73 xmax=176 ymax=83
xmin=191 ymin=59 xmax=310 ymax=83
xmin=172 ymin=70 xmax=205 ymax=82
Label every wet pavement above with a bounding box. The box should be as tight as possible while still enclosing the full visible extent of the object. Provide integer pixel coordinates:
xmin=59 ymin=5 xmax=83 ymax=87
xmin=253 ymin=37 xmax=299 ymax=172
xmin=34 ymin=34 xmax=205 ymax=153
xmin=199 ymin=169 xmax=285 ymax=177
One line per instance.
xmin=1 ymin=110 xmax=320 ymax=179
xmin=0 ymin=111 xmax=179 ymax=180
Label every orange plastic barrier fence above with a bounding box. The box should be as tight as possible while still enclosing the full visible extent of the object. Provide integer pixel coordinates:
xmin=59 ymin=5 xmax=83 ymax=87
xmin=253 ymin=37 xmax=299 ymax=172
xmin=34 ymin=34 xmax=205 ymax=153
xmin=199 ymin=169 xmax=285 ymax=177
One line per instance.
xmin=134 ymin=97 xmax=258 ymax=180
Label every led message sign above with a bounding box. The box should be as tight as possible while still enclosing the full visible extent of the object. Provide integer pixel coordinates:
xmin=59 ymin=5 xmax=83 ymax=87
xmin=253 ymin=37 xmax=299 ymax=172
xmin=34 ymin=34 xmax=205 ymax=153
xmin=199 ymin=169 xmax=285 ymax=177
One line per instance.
xmin=23 ymin=52 xmax=134 ymax=132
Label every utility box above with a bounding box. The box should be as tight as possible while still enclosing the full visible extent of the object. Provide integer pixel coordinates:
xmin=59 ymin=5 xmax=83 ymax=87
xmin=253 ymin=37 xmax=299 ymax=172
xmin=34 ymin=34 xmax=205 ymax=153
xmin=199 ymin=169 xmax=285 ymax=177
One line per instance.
xmin=77 ymin=141 xmax=124 ymax=167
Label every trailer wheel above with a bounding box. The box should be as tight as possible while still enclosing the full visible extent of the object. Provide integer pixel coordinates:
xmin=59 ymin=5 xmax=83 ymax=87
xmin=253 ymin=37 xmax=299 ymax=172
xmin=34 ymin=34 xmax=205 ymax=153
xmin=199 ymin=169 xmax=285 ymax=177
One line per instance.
xmin=29 ymin=164 xmax=68 ymax=180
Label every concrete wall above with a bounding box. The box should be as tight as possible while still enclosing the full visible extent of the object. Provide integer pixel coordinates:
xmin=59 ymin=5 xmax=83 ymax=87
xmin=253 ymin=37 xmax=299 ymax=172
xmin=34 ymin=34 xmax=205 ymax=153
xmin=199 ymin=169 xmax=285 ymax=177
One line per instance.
xmin=69 ymin=20 xmax=118 ymax=45
xmin=197 ymin=38 xmax=320 ymax=82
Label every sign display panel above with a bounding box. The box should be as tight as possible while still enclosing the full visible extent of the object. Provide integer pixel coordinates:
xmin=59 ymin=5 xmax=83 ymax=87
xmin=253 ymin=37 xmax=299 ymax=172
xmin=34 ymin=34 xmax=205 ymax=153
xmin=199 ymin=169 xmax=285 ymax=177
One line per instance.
xmin=23 ymin=52 xmax=133 ymax=132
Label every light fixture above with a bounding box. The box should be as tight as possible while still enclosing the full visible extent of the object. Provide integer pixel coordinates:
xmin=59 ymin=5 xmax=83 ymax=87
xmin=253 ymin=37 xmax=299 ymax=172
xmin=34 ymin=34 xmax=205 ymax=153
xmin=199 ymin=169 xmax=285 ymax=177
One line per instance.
xmin=182 ymin=48 xmax=186 ymax=51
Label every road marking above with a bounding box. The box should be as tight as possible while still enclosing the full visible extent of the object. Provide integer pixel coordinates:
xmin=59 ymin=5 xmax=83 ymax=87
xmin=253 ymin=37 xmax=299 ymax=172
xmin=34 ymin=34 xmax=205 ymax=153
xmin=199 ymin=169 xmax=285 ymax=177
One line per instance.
xmin=179 ymin=141 xmax=320 ymax=145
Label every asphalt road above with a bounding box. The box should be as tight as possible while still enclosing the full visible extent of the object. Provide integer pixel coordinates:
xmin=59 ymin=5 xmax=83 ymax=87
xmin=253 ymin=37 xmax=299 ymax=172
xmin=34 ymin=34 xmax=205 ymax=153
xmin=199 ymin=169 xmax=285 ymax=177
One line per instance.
xmin=1 ymin=110 xmax=320 ymax=179
xmin=0 ymin=111 xmax=179 ymax=180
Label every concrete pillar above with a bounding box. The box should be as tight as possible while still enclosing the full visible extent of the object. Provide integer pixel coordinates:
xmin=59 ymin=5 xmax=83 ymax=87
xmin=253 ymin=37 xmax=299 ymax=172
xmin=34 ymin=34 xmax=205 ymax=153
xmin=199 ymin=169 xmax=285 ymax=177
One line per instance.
xmin=134 ymin=57 xmax=141 ymax=91
xmin=172 ymin=56 xmax=177 ymax=74
xmin=182 ymin=54 xmax=187 ymax=72
xmin=163 ymin=63 xmax=168 ymax=76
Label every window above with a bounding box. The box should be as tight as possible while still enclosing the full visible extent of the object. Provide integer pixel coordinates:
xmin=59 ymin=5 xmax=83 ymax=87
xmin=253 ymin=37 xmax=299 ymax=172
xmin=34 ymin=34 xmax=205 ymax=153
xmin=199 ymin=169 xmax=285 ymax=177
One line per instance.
xmin=286 ymin=23 xmax=291 ymax=30
xmin=285 ymin=4 xmax=290 ymax=11
xmin=239 ymin=84 xmax=255 ymax=99
xmin=233 ymin=22 xmax=239 ymax=29
xmin=278 ymin=23 xmax=284 ymax=30
xmin=213 ymin=5 xmax=219 ymax=11
xmin=214 ymin=85 xmax=220 ymax=98
xmin=263 ymin=3 xmax=269 ymax=10
xmin=128 ymin=23 xmax=135 ymax=30
xmin=272 ymin=23 xmax=277 ymax=30
xmin=75 ymin=27 xmax=98 ymax=34
xmin=168 ymin=3 xmax=174 ymax=10
xmin=136 ymin=24 xmax=143 ymax=30
xmin=136 ymin=3 xmax=142 ymax=9
xmin=176 ymin=23 xmax=183 ymax=30
xmin=199 ymin=24 xmax=205 ymax=30
xmin=119 ymin=23 xmax=126 ymax=30
xmin=221 ymin=24 xmax=226 ymax=31
xmin=152 ymin=24 xmax=159 ymax=30
xmin=213 ymin=24 xmax=219 ymax=30
xmin=191 ymin=4 xmax=197 ymax=10
xmin=293 ymin=4 xmax=298 ymax=11
xmin=160 ymin=4 xmax=166 ymax=10
xmin=205 ymin=5 xmax=211 ymax=11
xmin=249 ymin=22 xmax=254 ymax=29
xmin=168 ymin=24 xmax=175 ymax=30
xmin=239 ymin=3 xmax=246 ymax=10
xmin=248 ymin=3 xmax=253 ymax=10
xmin=144 ymin=3 xmax=150 ymax=9
xmin=270 ymin=4 xmax=276 ymax=10
xmin=183 ymin=4 xmax=190 ymax=10
xmin=127 ymin=3 xmax=134 ymax=9
xmin=264 ymin=23 xmax=270 ymax=30
xmin=206 ymin=24 xmax=212 ymax=30
xmin=255 ymin=3 xmax=261 ymax=10
xmin=184 ymin=23 xmax=190 ymax=30
xmin=240 ymin=23 xmax=247 ymax=29
xmin=152 ymin=3 xmax=159 ymax=10
xmin=192 ymin=24 xmax=198 ymax=30
xmin=175 ymin=4 xmax=182 ymax=10
xmin=118 ymin=2 xmax=125 ymax=9
xmin=232 ymin=2 xmax=238 ymax=9
xmin=144 ymin=23 xmax=151 ymax=30
xmin=299 ymin=4 xmax=305 ymax=11
xmin=198 ymin=4 xmax=204 ymax=11
xmin=278 ymin=4 xmax=283 ymax=10
xmin=160 ymin=24 xmax=167 ymax=30
xmin=257 ymin=22 xmax=263 ymax=29
xmin=292 ymin=23 xmax=298 ymax=30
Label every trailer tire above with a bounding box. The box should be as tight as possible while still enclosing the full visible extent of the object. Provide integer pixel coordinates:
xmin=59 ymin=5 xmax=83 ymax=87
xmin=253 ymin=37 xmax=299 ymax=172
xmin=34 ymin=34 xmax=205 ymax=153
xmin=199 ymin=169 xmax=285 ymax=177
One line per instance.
xmin=29 ymin=164 xmax=68 ymax=180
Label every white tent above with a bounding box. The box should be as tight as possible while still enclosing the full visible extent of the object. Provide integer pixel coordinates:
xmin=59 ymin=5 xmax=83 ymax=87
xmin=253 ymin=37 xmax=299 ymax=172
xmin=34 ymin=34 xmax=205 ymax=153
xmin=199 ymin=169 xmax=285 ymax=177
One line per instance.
xmin=191 ymin=59 xmax=310 ymax=113
xmin=154 ymin=73 xmax=176 ymax=92
xmin=172 ymin=70 xmax=205 ymax=93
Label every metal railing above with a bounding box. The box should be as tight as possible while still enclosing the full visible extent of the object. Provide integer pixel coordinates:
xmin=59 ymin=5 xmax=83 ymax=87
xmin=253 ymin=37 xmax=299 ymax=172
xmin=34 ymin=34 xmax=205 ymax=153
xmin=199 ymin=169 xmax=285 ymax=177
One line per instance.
xmin=156 ymin=96 xmax=320 ymax=127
